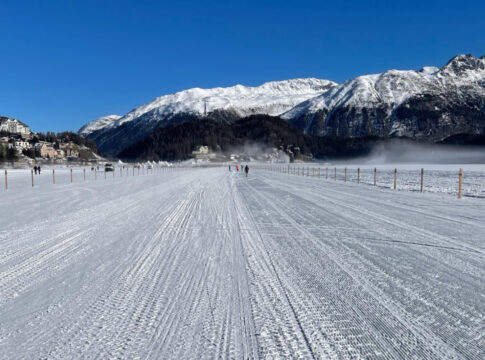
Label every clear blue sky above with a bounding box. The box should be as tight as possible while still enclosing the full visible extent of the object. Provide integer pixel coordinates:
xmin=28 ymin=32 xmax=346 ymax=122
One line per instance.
xmin=1 ymin=0 xmax=484 ymax=132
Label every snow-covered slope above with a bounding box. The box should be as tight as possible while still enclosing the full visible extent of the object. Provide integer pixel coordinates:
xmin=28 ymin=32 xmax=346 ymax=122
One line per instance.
xmin=79 ymin=115 xmax=122 ymax=136
xmin=82 ymin=78 xmax=336 ymax=155
xmin=100 ymin=78 xmax=335 ymax=131
xmin=283 ymin=54 xmax=485 ymax=140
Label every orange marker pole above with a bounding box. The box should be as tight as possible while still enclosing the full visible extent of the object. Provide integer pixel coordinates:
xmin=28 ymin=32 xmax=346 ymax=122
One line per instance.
xmin=394 ymin=168 xmax=397 ymax=190
xmin=420 ymin=168 xmax=424 ymax=193
xmin=458 ymin=168 xmax=463 ymax=199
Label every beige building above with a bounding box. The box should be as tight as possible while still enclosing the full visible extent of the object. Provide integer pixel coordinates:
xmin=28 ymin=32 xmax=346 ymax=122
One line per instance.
xmin=60 ymin=143 xmax=79 ymax=157
xmin=35 ymin=142 xmax=58 ymax=158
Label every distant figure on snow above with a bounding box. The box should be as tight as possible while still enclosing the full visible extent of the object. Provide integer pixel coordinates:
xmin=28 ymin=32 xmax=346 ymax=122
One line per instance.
xmin=228 ymin=165 xmax=231 ymax=172
xmin=38 ymin=166 xmax=41 ymax=174
xmin=244 ymin=165 xmax=249 ymax=177
xmin=34 ymin=166 xmax=38 ymax=175
xmin=236 ymin=165 xmax=239 ymax=172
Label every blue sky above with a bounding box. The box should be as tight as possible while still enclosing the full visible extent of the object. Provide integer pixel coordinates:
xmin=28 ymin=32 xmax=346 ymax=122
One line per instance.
xmin=1 ymin=0 xmax=484 ymax=132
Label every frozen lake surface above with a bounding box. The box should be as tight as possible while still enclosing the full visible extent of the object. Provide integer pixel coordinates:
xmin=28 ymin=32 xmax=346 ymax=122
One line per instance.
xmin=0 ymin=166 xmax=484 ymax=359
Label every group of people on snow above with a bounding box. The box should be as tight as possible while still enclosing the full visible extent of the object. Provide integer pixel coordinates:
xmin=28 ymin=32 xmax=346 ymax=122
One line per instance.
xmin=228 ymin=164 xmax=249 ymax=177
xmin=33 ymin=165 xmax=41 ymax=174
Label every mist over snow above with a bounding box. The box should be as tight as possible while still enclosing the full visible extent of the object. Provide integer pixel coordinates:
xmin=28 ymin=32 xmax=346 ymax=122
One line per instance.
xmin=357 ymin=139 xmax=485 ymax=165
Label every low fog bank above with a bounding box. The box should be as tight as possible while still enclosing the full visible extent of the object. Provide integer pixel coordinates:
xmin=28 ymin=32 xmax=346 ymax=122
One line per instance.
xmin=332 ymin=139 xmax=485 ymax=165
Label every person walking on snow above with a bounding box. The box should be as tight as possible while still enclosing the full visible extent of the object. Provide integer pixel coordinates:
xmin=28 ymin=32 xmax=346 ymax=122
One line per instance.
xmin=244 ymin=165 xmax=249 ymax=177
xmin=228 ymin=165 xmax=231 ymax=172
xmin=38 ymin=166 xmax=41 ymax=174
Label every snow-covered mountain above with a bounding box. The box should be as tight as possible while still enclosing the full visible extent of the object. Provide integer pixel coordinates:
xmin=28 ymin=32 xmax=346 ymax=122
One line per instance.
xmin=82 ymin=78 xmax=336 ymax=155
xmin=79 ymin=115 xmax=121 ymax=136
xmin=283 ymin=54 xmax=485 ymax=141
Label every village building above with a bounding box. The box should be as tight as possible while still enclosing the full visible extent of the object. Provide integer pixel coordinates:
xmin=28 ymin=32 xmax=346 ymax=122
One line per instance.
xmin=192 ymin=145 xmax=216 ymax=160
xmin=0 ymin=117 xmax=31 ymax=138
xmin=60 ymin=142 xmax=80 ymax=157
xmin=12 ymin=139 xmax=31 ymax=154
xmin=14 ymin=139 xmax=30 ymax=149
xmin=35 ymin=142 xmax=58 ymax=159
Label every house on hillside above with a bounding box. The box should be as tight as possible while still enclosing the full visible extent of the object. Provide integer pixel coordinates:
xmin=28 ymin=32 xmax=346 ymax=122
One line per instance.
xmin=13 ymin=139 xmax=31 ymax=154
xmin=35 ymin=142 xmax=58 ymax=159
xmin=192 ymin=146 xmax=216 ymax=160
xmin=60 ymin=142 xmax=79 ymax=157
xmin=0 ymin=117 xmax=31 ymax=138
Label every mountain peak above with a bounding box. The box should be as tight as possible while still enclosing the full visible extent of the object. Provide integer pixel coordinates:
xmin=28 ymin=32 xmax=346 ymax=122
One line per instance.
xmin=79 ymin=114 xmax=121 ymax=136
xmin=442 ymin=54 xmax=485 ymax=75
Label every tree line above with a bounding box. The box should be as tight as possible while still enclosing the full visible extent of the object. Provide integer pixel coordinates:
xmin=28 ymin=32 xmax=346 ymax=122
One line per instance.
xmin=118 ymin=115 xmax=379 ymax=161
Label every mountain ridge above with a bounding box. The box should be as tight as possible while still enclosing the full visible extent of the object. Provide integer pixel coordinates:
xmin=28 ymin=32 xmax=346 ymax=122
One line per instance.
xmin=79 ymin=54 xmax=485 ymax=156
xmin=282 ymin=54 xmax=485 ymax=140
xmin=80 ymin=78 xmax=337 ymax=155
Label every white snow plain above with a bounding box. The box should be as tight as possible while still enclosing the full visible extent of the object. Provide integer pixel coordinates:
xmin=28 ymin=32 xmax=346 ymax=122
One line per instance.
xmin=0 ymin=166 xmax=484 ymax=359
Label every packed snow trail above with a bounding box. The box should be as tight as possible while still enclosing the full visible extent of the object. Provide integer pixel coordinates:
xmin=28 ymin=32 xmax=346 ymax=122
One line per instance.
xmin=0 ymin=168 xmax=483 ymax=359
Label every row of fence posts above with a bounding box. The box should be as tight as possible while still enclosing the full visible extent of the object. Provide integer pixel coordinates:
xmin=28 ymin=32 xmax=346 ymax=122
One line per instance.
xmin=257 ymin=165 xmax=465 ymax=199
xmin=3 ymin=166 xmax=181 ymax=190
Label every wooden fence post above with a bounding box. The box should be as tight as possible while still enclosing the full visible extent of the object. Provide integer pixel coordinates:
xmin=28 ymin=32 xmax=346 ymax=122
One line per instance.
xmin=357 ymin=168 xmax=360 ymax=184
xmin=374 ymin=168 xmax=377 ymax=186
xmin=312 ymin=168 xmax=314 ymax=177
xmin=4 ymin=169 xmax=7 ymax=190
xmin=420 ymin=168 xmax=424 ymax=193
xmin=394 ymin=168 xmax=397 ymax=190
xmin=334 ymin=167 xmax=337 ymax=181
xmin=95 ymin=169 xmax=97 ymax=181
xmin=318 ymin=168 xmax=320 ymax=178
xmin=84 ymin=168 xmax=86 ymax=181
xmin=458 ymin=168 xmax=463 ymax=199
xmin=70 ymin=168 xmax=73 ymax=183
xmin=298 ymin=167 xmax=300 ymax=176
xmin=31 ymin=169 xmax=34 ymax=187
xmin=104 ymin=169 xmax=106 ymax=179
xmin=344 ymin=167 xmax=347 ymax=182
xmin=120 ymin=167 xmax=122 ymax=177
xmin=53 ymin=169 xmax=55 ymax=184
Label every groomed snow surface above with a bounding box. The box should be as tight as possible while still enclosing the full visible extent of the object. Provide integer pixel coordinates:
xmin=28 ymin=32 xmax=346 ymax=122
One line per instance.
xmin=1 ymin=166 xmax=484 ymax=359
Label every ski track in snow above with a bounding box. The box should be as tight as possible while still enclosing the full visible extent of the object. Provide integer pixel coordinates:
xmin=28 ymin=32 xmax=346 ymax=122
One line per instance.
xmin=0 ymin=168 xmax=484 ymax=359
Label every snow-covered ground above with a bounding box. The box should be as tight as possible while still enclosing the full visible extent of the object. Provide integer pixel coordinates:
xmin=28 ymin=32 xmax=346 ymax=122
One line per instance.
xmin=276 ymin=163 xmax=485 ymax=198
xmin=0 ymin=167 xmax=484 ymax=359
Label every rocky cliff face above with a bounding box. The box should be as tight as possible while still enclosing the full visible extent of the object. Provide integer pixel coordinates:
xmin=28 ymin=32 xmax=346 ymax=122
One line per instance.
xmin=282 ymin=54 xmax=485 ymax=141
